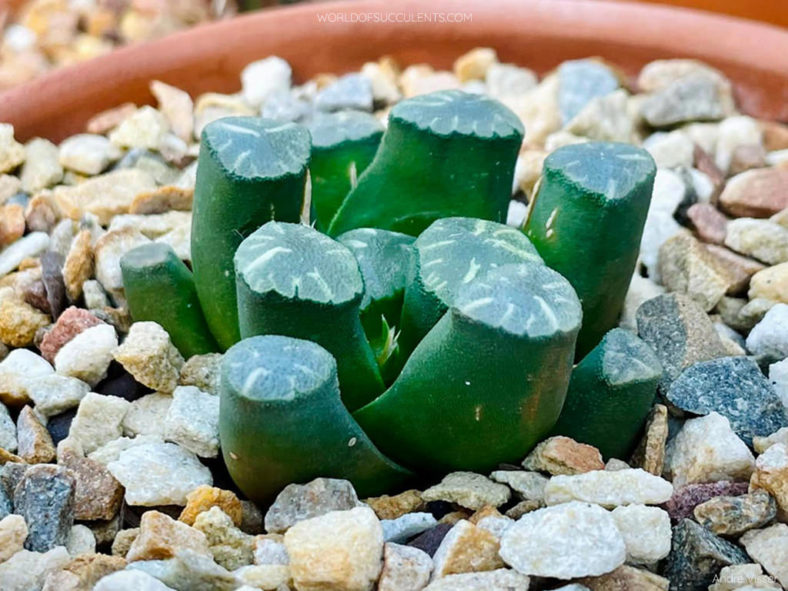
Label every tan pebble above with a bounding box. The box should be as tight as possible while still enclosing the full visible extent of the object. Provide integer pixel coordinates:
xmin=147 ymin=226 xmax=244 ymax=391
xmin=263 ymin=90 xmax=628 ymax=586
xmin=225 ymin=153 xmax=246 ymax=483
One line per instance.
xmin=467 ymin=506 xmax=504 ymax=525
xmin=522 ymin=435 xmax=605 ymax=475
xmin=60 ymin=447 xmax=124 ymax=521
xmin=126 ymin=510 xmax=211 ymax=562
xmin=0 ymin=514 xmax=28 ymax=562
xmin=62 ymin=230 xmax=94 ymax=302
xmin=151 ymin=80 xmax=195 ymax=142
xmin=0 ymin=447 xmax=25 ymax=464
xmin=0 ymin=203 xmax=26 ymax=246
xmin=749 ymin=262 xmax=788 ymax=304
xmin=762 ymin=120 xmax=788 ymax=152
xmin=749 ymin=443 xmax=788 ymax=522
xmin=719 ymin=168 xmax=788 ymax=218
xmin=630 ymin=404 xmax=669 ymax=476
xmin=25 ymin=194 xmax=58 ymax=233
xmin=179 ymin=484 xmax=244 ymax=527
xmin=0 ymin=175 xmax=22 ymax=204
xmin=439 ymin=511 xmax=471 ymax=526
xmin=454 ymin=47 xmax=498 ymax=82
xmin=0 ymin=298 xmax=50 ymax=348
xmin=112 ymin=321 xmax=184 ymax=392
xmin=432 ymin=519 xmax=503 ymax=578
xmin=0 ymin=123 xmax=26 ymax=174
xmin=111 ymin=528 xmax=139 ymax=557
xmin=85 ymin=103 xmax=137 ymax=135
xmin=364 ymin=489 xmax=426 ymax=521
xmin=52 ymin=169 xmax=157 ymax=225
xmin=284 ymin=506 xmax=384 ymax=591
xmin=129 ymin=185 xmax=194 ymax=215
xmin=57 ymin=553 xmax=127 ymax=589
xmin=17 ymin=406 xmax=55 ymax=463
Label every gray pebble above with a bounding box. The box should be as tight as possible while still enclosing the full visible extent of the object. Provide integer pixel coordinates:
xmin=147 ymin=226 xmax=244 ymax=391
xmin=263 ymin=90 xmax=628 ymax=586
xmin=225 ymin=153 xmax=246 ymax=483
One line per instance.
xmin=558 ymin=59 xmax=619 ymax=124
xmin=0 ymin=401 xmax=16 ymax=453
xmin=382 ymin=512 xmax=437 ymax=543
xmin=0 ymin=480 xmax=11 ymax=519
xmin=41 ymin=251 xmax=66 ymax=319
xmin=666 ymin=356 xmax=788 ymax=446
xmin=1 ymin=461 xmax=29 ymax=499
xmin=636 ymin=293 xmax=727 ymax=390
xmin=315 ymin=74 xmax=374 ymax=113
xmin=663 ymin=519 xmax=748 ymax=590
xmin=264 ymin=477 xmax=359 ymax=534
xmin=14 ymin=464 xmax=75 ymax=552
xmin=642 ymin=73 xmax=731 ymax=127
xmin=261 ymin=89 xmax=313 ymax=123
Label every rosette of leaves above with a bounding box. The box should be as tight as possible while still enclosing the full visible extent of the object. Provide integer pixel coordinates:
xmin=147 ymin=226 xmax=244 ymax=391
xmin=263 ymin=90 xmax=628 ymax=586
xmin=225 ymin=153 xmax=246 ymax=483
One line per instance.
xmin=523 ymin=141 xmax=656 ymax=358
xmin=168 ymin=89 xmax=661 ymax=500
xmin=327 ymin=90 xmax=524 ymax=236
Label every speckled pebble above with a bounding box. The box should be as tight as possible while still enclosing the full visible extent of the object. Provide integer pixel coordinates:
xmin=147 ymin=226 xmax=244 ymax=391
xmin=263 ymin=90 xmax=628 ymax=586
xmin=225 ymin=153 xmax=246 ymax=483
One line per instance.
xmin=14 ymin=463 xmax=75 ymax=552
xmin=665 ymin=357 xmax=787 ymax=446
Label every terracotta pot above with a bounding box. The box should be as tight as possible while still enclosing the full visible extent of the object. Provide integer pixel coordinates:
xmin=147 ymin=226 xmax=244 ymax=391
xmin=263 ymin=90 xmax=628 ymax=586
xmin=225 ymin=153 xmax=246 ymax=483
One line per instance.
xmin=1 ymin=0 xmax=786 ymax=142
xmin=607 ymin=0 xmax=788 ymax=28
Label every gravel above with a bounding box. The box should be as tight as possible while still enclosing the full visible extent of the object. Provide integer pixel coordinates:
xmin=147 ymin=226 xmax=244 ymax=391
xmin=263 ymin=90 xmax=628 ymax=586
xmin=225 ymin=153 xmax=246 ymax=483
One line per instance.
xmin=0 ymin=46 xmax=786 ymax=590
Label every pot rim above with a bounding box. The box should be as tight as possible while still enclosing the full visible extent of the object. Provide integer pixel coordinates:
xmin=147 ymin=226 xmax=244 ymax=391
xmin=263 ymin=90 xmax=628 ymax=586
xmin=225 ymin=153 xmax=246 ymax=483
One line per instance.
xmin=1 ymin=0 xmax=787 ymax=142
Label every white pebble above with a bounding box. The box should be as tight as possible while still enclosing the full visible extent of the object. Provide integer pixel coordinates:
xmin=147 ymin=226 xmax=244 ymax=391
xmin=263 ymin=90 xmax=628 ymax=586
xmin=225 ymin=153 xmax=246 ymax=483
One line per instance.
xmin=0 ymin=232 xmax=50 ymax=278
xmin=666 ymin=412 xmax=755 ymax=487
xmin=107 ymin=442 xmax=212 ymax=506
xmin=242 ymin=57 xmax=292 ymax=108
xmin=164 ymin=386 xmax=220 ymax=458
xmin=54 ymin=323 xmax=118 ymax=387
xmin=499 ymin=501 xmax=626 ymax=579
xmin=543 ymin=469 xmax=673 ymax=508
xmin=747 ymin=303 xmax=788 ymax=362
xmin=610 ymin=505 xmax=672 ymax=564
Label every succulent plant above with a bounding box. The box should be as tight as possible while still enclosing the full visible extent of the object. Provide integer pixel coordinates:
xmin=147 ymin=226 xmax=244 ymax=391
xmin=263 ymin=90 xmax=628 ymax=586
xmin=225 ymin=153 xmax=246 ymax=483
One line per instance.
xmin=234 ymin=221 xmax=384 ymax=411
xmin=191 ymin=117 xmax=311 ymax=350
xmin=327 ymin=90 xmax=524 ymax=236
xmin=219 ymin=335 xmax=411 ymax=502
xmin=308 ymin=111 xmax=383 ymax=232
xmin=120 ymin=242 xmax=218 ymax=358
xmin=551 ymin=327 xmax=662 ymax=459
xmin=523 ymin=141 xmax=656 ymax=358
xmin=170 ymin=90 xmax=661 ymax=502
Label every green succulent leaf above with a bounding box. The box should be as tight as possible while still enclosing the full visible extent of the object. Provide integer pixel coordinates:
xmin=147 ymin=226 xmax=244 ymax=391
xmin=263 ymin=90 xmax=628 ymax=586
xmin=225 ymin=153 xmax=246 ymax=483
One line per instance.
xmin=191 ymin=116 xmax=311 ymax=350
xmin=236 ymin=220 xmax=362 ymax=305
xmin=219 ymin=335 xmax=411 ymax=503
xmin=396 ymin=216 xmax=543 ymax=367
xmin=551 ymin=327 xmax=662 ymax=459
xmin=121 ymin=242 xmax=219 ymax=358
xmin=524 ymin=141 xmax=656 ymax=358
xmin=308 ymin=111 xmax=384 ymax=231
xmin=327 ymin=90 xmax=524 ymax=236
xmin=337 ymin=227 xmax=414 ymax=382
xmin=392 ymin=90 xmax=524 ymax=138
